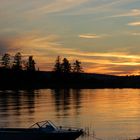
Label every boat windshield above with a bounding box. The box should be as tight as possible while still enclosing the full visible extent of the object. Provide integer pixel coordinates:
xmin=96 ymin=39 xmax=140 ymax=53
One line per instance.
xmin=30 ymin=120 xmax=58 ymax=130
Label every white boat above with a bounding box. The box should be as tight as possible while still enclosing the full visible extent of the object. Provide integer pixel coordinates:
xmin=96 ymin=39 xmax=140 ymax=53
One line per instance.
xmin=0 ymin=120 xmax=83 ymax=140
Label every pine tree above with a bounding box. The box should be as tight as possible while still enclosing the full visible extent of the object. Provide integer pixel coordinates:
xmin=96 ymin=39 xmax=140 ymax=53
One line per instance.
xmin=73 ymin=60 xmax=83 ymax=73
xmin=26 ymin=56 xmax=36 ymax=71
xmin=61 ymin=58 xmax=71 ymax=73
xmin=1 ymin=53 xmax=11 ymax=69
xmin=12 ymin=52 xmax=22 ymax=70
xmin=54 ymin=56 xmax=62 ymax=72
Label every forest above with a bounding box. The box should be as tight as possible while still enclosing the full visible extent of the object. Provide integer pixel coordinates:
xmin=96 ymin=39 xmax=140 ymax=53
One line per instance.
xmin=0 ymin=52 xmax=84 ymax=89
xmin=1 ymin=52 xmax=140 ymax=89
xmin=0 ymin=53 xmax=83 ymax=73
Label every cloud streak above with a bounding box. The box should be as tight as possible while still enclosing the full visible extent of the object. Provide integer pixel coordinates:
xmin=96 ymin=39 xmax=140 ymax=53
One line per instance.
xmin=26 ymin=0 xmax=89 ymax=16
xmin=65 ymin=0 xmax=139 ymax=16
xmin=131 ymin=32 xmax=140 ymax=36
xmin=107 ymin=9 xmax=140 ymax=18
xmin=1 ymin=0 xmax=140 ymax=75
xmin=1 ymin=33 xmax=140 ymax=75
xmin=79 ymin=34 xmax=102 ymax=39
xmin=128 ymin=21 xmax=140 ymax=26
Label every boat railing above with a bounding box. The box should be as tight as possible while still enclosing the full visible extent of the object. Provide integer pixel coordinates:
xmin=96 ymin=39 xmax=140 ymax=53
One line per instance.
xmin=29 ymin=120 xmax=58 ymax=130
xmin=29 ymin=120 xmax=83 ymax=132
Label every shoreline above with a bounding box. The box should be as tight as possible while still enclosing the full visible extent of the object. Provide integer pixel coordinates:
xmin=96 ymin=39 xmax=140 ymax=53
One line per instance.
xmin=1 ymin=69 xmax=140 ymax=89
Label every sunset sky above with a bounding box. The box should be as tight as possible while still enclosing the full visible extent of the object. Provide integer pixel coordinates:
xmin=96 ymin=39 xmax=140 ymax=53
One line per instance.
xmin=1 ymin=0 xmax=140 ymax=75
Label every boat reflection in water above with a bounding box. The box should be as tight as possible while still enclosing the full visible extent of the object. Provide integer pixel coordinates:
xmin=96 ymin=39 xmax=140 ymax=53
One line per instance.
xmin=0 ymin=120 xmax=83 ymax=140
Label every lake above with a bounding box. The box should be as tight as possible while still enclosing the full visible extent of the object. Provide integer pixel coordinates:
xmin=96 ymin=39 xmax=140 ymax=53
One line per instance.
xmin=0 ymin=89 xmax=140 ymax=140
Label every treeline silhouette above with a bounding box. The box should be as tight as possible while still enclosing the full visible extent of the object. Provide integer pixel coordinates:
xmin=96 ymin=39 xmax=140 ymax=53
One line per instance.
xmin=0 ymin=53 xmax=82 ymax=73
xmin=1 ymin=52 xmax=36 ymax=71
xmin=54 ymin=56 xmax=83 ymax=73
xmin=0 ymin=52 xmax=84 ymax=89
xmin=0 ymin=52 xmax=40 ymax=89
xmin=1 ymin=52 xmax=140 ymax=89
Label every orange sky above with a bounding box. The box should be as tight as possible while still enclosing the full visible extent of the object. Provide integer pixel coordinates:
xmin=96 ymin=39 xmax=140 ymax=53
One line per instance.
xmin=1 ymin=0 xmax=140 ymax=75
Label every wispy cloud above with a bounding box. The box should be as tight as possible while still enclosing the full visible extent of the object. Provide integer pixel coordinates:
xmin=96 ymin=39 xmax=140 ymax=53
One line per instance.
xmin=3 ymin=33 xmax=140 ymax=62
xmin=131 ymin=32 xmax=140 ymax=36
xmin=79 ymin=34 xmax=102 ymax=39
xmin=1 ymin=0 xmax=140 ymax=75
xmin=26 ymin=0 xmax=89 ymax=16
xmin=23 ymin=0 xmax=138 ymax=19
xmin=0 ymin=33 xmax=63 ymax=55
xmin=1 ymin=33 xmax=140 ymax=75
xmin=65 ymin=50 xmax=140 ymax=60
xmin=65 ymin=0 xmax=138 ymax=16
xmin=107 ymin=9 xmax=140 ymax=18
xmin=124 ymin=31 xmax=140 ymax=36
xmin=128 ymin=21 xmax=140 ymax=26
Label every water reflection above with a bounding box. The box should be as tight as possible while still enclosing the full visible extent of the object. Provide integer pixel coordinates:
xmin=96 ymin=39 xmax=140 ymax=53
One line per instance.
xmin=0 ymin=89 xmax=140 ymax=140
xmin=0 ymin=89 xmax=83 ymax=127
xmin=0 ymin=90 xmax=39 ymax=127
xmin=51 ymin=89 xmax=82 ymax=117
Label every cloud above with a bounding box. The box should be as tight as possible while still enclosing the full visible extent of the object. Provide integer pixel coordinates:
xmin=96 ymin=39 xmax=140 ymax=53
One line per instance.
xmin=124 ymin=31 xmax=140 ymax=36
xmin=131 ymin=32 xmax=140 ymax=36
xmin=128 ymin=21 xmax=140 ymax=26
xmin=1 ymin=32 xmax=140 ymax=64
xmin=79 ymin=34 xmax=102 ymax=39
xmin=0 ymin=33 xmax=63 ymax=55
xmin=83 ymin=62 xmax=140 ymax=75
xmin=65 ymin=0 xmax=138 ymax=16
xmin=123 ymin=9 xmax=140 ymax=17
xmin=59 ymin=49 xmax=140 ymax=60
xmin=26 ymin=0 xmax=89 ymax=16
xmin=107 ymin=9 xmax=140 ymax=18
xmin=0 ymin=33 xmax=66 ymax=70
xmin=78 ymin=56 xmax=140 ymax=66
xmin=1 ymin=33 xmax=140 ymax=75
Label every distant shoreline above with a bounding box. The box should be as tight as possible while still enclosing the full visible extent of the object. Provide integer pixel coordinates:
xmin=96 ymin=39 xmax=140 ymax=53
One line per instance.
xmin=0 ymin=68 xmax=140 ymax=89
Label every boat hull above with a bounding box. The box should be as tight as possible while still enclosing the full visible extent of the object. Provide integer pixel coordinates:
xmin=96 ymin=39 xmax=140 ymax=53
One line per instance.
xmin=0 ymin=128 xmax=83 ymax=140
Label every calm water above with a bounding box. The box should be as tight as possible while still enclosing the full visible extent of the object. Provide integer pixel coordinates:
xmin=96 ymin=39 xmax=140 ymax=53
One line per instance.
xmin=0 ymin=89 xmax=140 ymax=140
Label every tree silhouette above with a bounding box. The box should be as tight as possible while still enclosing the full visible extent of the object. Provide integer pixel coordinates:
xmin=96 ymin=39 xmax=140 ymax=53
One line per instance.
xmin=12 ymin=52 xmax=22 ymax=70
xmin=26 ymin=56 xmax=36 ymax=71
xmin=61 ymin=58 xmax=71 ymax=73
xmin=1 ymin=53 xmax=11 ymax=69
xmin=54 ymin=56 xmax=62 ymax=73
xmin=73 ymin=60 xmax=83 ymax=73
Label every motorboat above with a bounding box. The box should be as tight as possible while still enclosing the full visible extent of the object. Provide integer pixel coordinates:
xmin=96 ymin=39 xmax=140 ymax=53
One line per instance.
xmin=0 ymin=120 xmax=83 ymax=140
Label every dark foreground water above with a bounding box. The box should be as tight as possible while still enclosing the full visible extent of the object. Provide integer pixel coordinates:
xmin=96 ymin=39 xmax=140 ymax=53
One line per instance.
xmin=0 ymin=89 xmax=140 ymax=140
